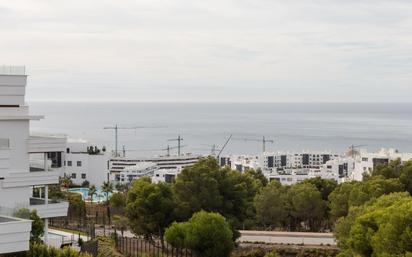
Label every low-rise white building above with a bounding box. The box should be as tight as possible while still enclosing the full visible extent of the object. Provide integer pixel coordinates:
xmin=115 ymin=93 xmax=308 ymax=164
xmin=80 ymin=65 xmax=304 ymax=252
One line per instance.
xmin=118 ymin=162 xmax=158 ymax=184
xmin=350 ymin=148 xmax=412 ymax=181
xmin=63 ymin=139 xmax=111 ymax=187
xmin=0 ymin=66 xmax=68 ymax=254
xmin=220 ymin=155 xmax=260 ymax=172
xmin=262 ymin=151 xmax=338 ymax=172
xmin=109 ymin=154 xmax=201 ymax=182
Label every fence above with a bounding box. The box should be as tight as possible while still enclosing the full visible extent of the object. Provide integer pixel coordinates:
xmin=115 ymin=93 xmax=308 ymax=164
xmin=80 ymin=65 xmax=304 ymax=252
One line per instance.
xmin=116 ymin=236 xmax=196 ymax=257
xmin=81 ymin=240 xmax=99 ymax=257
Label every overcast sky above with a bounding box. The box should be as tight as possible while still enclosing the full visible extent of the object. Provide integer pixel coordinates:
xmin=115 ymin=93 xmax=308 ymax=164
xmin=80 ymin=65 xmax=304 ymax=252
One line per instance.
xmin=2 ymin=0 xmax=412 ymax=102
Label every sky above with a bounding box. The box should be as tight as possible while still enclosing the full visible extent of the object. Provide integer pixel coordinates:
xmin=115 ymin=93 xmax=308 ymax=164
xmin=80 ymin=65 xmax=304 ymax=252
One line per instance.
xmin=1 ymin=0 xmax=412 ymax=102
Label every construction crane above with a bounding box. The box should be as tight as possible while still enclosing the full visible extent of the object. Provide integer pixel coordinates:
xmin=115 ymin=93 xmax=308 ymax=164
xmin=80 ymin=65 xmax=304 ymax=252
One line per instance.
xmin=217 ymin=134 xmax=233 ymax=159
xmin=168 ymin=135 xmax=184 ymax=156
xmin=193 ymin=144 xmax=222 ymax=155
xmin=233 ymin=136 xmax=274 ymax=152
xmin=122 ymin=144 xmax=187 ymax=157
xmin=347 ymin=144 xmax=368 ymax=158
xmin=103 ymin=124 xmax=164 ymax=157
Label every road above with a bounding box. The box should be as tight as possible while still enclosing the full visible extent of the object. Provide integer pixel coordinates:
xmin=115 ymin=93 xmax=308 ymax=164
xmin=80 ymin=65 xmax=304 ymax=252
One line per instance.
xmin=238 ymin=230 xmax=336 ymax=246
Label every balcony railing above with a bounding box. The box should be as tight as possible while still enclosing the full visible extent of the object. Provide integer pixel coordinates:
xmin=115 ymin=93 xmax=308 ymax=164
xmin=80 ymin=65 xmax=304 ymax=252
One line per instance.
xmin=0 ymin=205 xmax=31 ymax=220
xmin=29 ymin=197 xmax=65 ymax=206
xmin=0 ymin=65 xmax=26 ymax=75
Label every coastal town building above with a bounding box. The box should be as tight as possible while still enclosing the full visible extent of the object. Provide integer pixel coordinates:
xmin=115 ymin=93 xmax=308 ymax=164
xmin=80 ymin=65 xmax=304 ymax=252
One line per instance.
xmin=109 ymin=154 xmax=201 ymax=183
xmin=350 ymin=148 xmax=412 ymax=181
xmin=63 ymin=139 xmax=111 ymax=187
xmin=0 ymin=66 xmax=68 ymax=254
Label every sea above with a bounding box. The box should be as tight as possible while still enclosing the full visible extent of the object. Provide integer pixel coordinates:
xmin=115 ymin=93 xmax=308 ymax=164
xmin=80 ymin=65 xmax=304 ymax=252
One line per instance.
xmin=29 ymin=102 xmax=412 ymax=157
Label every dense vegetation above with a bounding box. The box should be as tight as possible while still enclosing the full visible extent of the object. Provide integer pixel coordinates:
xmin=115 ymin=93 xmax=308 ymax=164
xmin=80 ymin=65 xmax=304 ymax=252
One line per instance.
xmin=46 ymin=156 xmax=412 ymax=257
xmin=123 ymin=157 xmax=412 ymax=257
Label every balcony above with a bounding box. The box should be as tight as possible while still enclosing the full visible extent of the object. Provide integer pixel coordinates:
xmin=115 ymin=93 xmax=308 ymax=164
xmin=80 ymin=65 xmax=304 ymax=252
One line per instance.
xmin=1 ymin=170 xmax=59 ymax=188
xmin=29 ymin=197 xmax=69 ymax=219
xmin=0 ymin=212 xmax=31 ymax=254
xmin=28 ymin=134 xmax=67 ymax=153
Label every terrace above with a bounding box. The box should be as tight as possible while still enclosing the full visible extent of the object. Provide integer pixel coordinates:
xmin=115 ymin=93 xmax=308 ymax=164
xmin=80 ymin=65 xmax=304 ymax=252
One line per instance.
xmin=0 ymin=207 xmax=32 ymax=254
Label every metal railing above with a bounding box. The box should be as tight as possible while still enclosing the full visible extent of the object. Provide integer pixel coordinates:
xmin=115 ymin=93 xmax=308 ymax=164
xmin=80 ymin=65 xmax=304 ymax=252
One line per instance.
xmin=0 ymin=205 xmax=31 ymax=220
xmin=30 ymin=197 xmax=67 ymax=205
xmin=0 ymin=65 xmax=26 ymax=75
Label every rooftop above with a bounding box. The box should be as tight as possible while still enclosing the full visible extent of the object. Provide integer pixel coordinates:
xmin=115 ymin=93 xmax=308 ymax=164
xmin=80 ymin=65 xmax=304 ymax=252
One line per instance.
xmin=0 ymin=65 xmax=26 ymax=76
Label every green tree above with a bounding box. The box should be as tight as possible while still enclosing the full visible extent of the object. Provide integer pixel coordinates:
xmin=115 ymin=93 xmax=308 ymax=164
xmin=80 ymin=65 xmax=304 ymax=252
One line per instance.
xmin=102 ymin=181 xmax=114 ymax=204
xmin=329 ymin=176 xmax=404 ymax=220
xmin=88 ymin=184 xmax=97 ymax=204
xmin=113 ymin=215 xmax=129 ymax=236
xmin=371 ymin=159 xmax=402 ymax=179
xmin=288 ymin=183 xmax=326 ymax=231
xmin=48 ymin=184 xmax=66 ymax=201
xmin=60 ymin=175 xmax=73 ymax=189
xmin=14 ymin=209 xmax=44 ymax=243
xmin=301 ymin=177 xmax=338 ymax=201
xmin=399 ymin=161 xmax=412 ymax=195
xmin=173 ymin=157 xmax=261 ymax=235
xmin=109 ymin=192 xmax=126 ymax=209
xmin=165 ymin=211 xmax=234 ymax=257
xmin=68 ymin=192 xmax=86 ymax=226
xmin=335 ymin=192 xmax=412 ymax=257
xmin=126 ymin=177 xmax=175 ymax=247
xmin=102 ymin=181 xmax=114 ymax=224
xmin=245 ymin=168 xmax=269 ymax=187
xmin=254 ymin=180 xmax=289 ymax=229
xmin=328 ymin=181 xmax=359 ymax=220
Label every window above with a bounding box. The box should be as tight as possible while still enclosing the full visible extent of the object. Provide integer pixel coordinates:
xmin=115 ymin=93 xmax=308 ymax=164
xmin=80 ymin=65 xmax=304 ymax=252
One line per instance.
xmin=81 ymin=173 xmax=86 ymax=179
xmin=66 ymin=148 xmax=70 ymax=153
xmin=362 ymin=158 xmax=369 ymax=162
xmin=77 ymin=161 xmax=82 ymax=167
xmin=71 ymin=173 xmax=76 ymax=179
xmin=67 ymin=161 xmax=72 ymax=167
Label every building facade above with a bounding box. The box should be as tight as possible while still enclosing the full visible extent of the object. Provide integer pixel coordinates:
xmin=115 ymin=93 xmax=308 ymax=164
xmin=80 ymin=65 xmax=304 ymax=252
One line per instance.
xmin=63 ymin=139 xmax=111 ymax=187
xmin=109 ymin=154 xmax=201 ymax=183
xmin=0 ymin=66 xmax=68 ymax=254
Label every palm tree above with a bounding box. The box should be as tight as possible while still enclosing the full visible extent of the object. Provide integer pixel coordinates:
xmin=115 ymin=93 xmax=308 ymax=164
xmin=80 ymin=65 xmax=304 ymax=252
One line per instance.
xmin=60 ymin=175 xmax=72 ymax=189
xmin=102 ymin=181 xmax=114 ymax=224
xmin=88 ymin=185 xmax=97 ymax=204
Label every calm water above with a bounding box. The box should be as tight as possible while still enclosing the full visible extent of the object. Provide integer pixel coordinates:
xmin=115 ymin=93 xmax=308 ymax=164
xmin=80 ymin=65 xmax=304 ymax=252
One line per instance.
xmin=29 ymin=102 xmax=412 ymax=156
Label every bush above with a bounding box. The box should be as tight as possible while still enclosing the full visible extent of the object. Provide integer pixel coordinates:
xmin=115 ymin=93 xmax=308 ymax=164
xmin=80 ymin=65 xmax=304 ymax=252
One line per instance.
xmin=264 ymin=252 xmax=280 ymax=257
xmin=165 ymin=211 xmax=234 ymax=257
xmin=28 ymin=243 xmax=92 ymax=257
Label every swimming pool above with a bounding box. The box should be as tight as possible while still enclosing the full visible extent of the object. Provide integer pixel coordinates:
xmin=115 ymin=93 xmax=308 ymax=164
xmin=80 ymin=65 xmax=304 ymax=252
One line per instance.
xmin=67 ymin=188 xmax=112 ymax=203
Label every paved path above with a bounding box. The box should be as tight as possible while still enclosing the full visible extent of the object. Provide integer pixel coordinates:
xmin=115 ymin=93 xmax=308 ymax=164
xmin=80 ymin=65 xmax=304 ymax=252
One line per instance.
xmin=239 ymin=230 xmax=336 ymax=246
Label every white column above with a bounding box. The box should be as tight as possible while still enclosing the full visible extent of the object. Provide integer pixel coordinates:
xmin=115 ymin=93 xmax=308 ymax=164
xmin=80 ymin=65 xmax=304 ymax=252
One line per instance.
xmin=44 ymin=218 xmax=49 ymax=244
xmin=44 ymin=153 xmax=48 ymax=172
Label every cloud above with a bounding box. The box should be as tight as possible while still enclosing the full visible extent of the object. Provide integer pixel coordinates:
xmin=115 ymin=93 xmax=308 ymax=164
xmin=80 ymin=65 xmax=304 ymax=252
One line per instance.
xmin=1 ymin=0 xmax=412 ymax=102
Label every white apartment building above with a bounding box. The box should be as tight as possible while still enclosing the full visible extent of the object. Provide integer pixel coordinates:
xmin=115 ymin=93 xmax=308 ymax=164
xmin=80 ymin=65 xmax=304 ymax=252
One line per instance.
xmin=221 ymin=151 xmax=347 ymax=185
xmin=350 ymin=148 xmax=412 ymax=181
xmin=118 ymin=162 xmax=158 ymax=183
xmin=63 ymin=139 xmax=111 ymax=187
xmin=262 ymin=151 xmax=339 ymax=172
xmin=0 ymin=66 xmax=68 ymax=254
xmin=109 ymin=154 xmax=201 ymax=182
xmin=219 ymin=155 xmax=260 ymax=172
